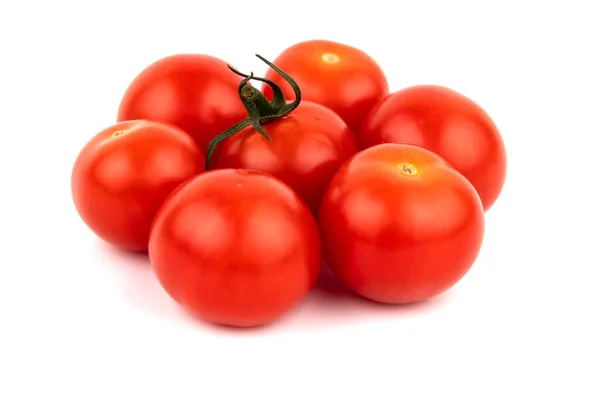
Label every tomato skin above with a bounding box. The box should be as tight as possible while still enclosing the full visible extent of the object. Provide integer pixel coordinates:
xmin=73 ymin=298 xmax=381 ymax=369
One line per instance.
xmin=261 ymin=40 xmax=389 ymax=132
xmin=213 ymin=100 xmax=358 ymax=215
xmin=318 ymin=143 xmax=485 ymax=304
xmin=149 ymin=169 xmax=322 ymax=327
xmin=117 ymin=54 xmax=247 ymax=154
xmin=71 ymin=120 xmax=205 ymax=251
xmin=356 ymin=85 xmax=507 ymax=211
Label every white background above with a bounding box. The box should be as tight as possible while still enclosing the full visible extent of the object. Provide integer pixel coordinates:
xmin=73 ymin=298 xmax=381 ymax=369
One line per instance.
xmin=1 ymin=0 xmax=599 ymax=398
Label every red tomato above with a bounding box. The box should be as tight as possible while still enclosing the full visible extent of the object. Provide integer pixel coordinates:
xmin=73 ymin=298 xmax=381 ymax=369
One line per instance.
xmin=356 ymin=85 xmax=507 ymax=211
xmin=261 ymin=40 xmax=389 ymax=132
xmin=319 ymin=143 xmax=485 ymax=304
xmin=213 ymin=100 xmax=358 ymax=215
xmin=117 ymin=54 xmax=247 ymax=154
xmin=71 ymin=120 xmax=205 ymax=251
xmin=149 ymin=169 xmax=322 ymax=327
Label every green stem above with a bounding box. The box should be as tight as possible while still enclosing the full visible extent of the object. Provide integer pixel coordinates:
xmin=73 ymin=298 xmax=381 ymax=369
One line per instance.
xmin=228 ymin=65 xmax=287 ymax=110
xmin=204 ymin=54 xmax=301 ymax=170
xmin=255 ymin=54 xmax=301 ymax=115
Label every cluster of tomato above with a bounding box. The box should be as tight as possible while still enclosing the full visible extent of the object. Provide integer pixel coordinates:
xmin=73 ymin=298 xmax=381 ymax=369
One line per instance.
xmin=71 ymin=40 xmax=507 ymax=328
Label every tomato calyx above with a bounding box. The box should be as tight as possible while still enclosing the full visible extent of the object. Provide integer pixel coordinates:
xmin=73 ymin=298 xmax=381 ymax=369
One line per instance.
xmin=398 ymin=163 xmax=418 ymax=176
xmin=111 ymin=129 xmax=128 ymax=138
xmin=204 ymin=54 xmax=302 ymax=169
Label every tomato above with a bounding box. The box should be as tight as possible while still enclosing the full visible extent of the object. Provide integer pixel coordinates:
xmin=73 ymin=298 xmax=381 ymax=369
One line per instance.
xmin=261 ymin=40 xmax=389 ymax=132
xmin=356 ymin=85 xmax=507 ymax=211
xmin=117 ymin=54 xmax=248 ymax=154
xmin=318 ymin=143 xmax=485 ymax=304
xmin=71 ymin=120 xmax=205 ymax=251
xmin=213 ymin=100 xmax=358 ymax=215
xmin=149 ymin=169 xmax=322 ymax=327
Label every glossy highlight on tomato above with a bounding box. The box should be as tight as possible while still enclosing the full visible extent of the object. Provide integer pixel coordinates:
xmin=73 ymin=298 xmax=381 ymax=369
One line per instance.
xmin=262 ymin=40 xmax=389 ymax=132
xmin=71 ymin=120 xmax=205 ymax=251
xmin=149 ymin=169 xmax=322 ymax=327
xmin=213 ymin=100 xmax=358 ymax=215
xmin=117 ymin=54 xmax=248 ymax=154
xmin=356 ymin=85 xmax=507 ymax=211
xmin=318 ymin=143 xmax=485 ymax=304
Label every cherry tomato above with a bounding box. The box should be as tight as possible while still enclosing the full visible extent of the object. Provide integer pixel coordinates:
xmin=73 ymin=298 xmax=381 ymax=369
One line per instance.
xmin=356 ymin=85 xmax=507 ymax=211
xmin=149 ymin=169 xmax=322 ymax=327
xmin=213 ymin=100 xmax=357 ymax=215
xmin=318 ymin=143 xmax=485 ymax=304
xmin=261 ymin=40 xmax=389 ymax=132
xmin=117 ymin=54 xmax=247 ymax=154
xmin=71 ymin=120 xmax=205 ymax=251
